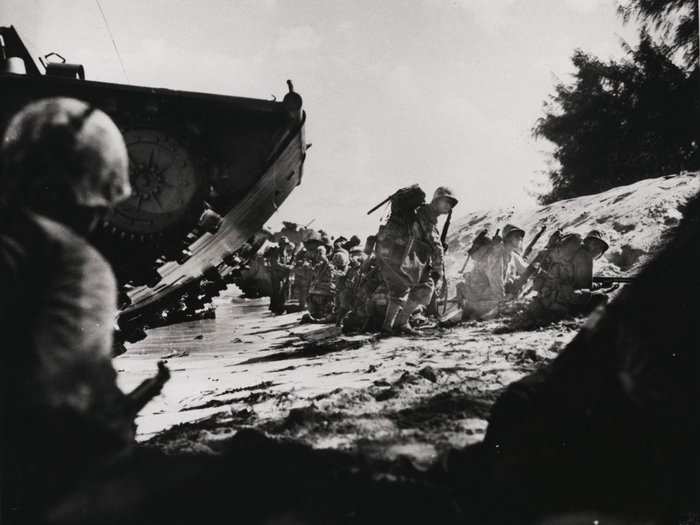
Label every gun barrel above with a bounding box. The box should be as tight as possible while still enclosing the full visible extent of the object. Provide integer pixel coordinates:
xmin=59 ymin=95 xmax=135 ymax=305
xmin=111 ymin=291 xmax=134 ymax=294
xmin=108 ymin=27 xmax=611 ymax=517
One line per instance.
xmin=441 ymin=209 xmax=452 ymax=251
xmin=523 ymin=225 xmax=547 ymax=260
xmin=366 ymin=195 xmax=393 ymax=215
xmin=592 ymin=276 xmax=635 ymax=284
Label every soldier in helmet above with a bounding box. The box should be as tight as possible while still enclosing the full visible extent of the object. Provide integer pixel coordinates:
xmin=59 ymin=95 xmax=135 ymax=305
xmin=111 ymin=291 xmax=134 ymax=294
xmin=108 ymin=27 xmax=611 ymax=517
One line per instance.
xmin=269 ymin=236 xmax=295 ymax=315
xmin=536 ymin=230 xmax=610 ymax=315
xmin=306 ymin=245 xmax=337 ymax=322
xmin=376 ymin=185 xmax=458 ymax=335
xmin=291 ymin=232 xmax=322 ymax=311
xmin=577 ymin=229 xmax=610 ymax=288
xmin=501 ymin=224 xmax=527 ymax=294
xmin=0 ymin=98 xmax=167 ymax=517
xmin=458 ymin=230 xmax=502 ymax=319
xmin=334 ymin=245 xmax=365 ymax=324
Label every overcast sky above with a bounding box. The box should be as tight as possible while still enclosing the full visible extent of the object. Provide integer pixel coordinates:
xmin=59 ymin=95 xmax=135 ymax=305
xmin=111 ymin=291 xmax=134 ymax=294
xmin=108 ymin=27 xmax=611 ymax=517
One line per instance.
xmin=3 ymin=0 xmax=638 ymax=236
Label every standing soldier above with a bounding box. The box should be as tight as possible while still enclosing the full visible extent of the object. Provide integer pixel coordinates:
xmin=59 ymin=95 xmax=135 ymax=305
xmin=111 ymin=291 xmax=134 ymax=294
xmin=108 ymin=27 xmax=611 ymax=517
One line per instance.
xmin=295 ymin=231 xmax=324 ymax=311
xmin=376 ymin=186 xmax=458 ymax=335
xmin=269 ymin=236 xmax=295 ymax=315
xmin=292 ymin=249 xmax=313 ymax=311
xmin=335 ymin=245 xmax=365 ymax=324
xmin=306 ymin=245 xmax=337 ymax=321
xmin=0 ymin=98 xmax=168 ymax=519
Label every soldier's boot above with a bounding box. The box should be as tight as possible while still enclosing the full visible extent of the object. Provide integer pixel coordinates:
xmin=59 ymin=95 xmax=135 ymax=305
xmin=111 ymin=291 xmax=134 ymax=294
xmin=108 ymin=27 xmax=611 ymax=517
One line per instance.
xmin=381 ymin=300 xmax=403 ymax=335
xmin=395 ymin=299 xmax=422 ymax=335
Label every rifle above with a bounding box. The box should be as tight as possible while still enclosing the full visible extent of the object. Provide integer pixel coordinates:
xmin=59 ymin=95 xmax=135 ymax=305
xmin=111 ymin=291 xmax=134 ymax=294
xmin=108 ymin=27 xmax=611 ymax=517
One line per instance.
xmin=440 ymin=209 xmax=452 ymax=252
xmin=523 ymin=225 xmax=547 ymax=260
xmin=367 ymin=193 xmax=394 ymax=215
xmin=126 ymin=360 xmax=171 ymax=417
xmin=436 ymin=209 xmax=452 ymax=315
xmin=459 ymin=253 xmax=471 ymax=275
xmin=592 ymin=276 xmax=634 ymax=285
xmin=460 ymin=228 xmax=489 ymax=273
xmin=507 ymin=230 xmax=562 ymax=298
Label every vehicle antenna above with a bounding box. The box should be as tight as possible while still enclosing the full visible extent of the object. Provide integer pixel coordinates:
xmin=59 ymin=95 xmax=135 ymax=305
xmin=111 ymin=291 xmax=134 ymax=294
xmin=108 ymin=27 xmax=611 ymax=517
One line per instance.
xmin=96 ymin=0 xmax=129 ymax=82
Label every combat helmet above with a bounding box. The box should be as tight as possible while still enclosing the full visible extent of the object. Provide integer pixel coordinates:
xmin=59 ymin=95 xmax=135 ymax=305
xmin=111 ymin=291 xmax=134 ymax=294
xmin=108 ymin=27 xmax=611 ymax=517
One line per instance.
xmin=584 ymin=229 xmax=609 ymax=253
xmin=303 ymin=230 xmax=323 ymax=249
xmin=432 ymin=186 xmax=458 ymax=207
xmin=1 ymin=97 xmax=131 ymax=208
xmin=467 ymin=229 xmax=492 ymax=256
xmin=502 ymin=224 xmax=525 ymax=240
xmin=556 ymin=232 xmax=583 ymax=259
xmin=332 ymin=250 xmax=349 ymax=269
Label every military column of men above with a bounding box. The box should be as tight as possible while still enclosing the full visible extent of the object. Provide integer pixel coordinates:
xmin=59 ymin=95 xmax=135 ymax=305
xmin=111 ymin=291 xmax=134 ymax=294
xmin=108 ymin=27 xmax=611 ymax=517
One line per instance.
xmin=456 ymin=225 xmax=613 ymax=324
xmin=272 ymin=182 xmax=615 ymax=334
xmin=266 ymin=185 xmax=458 ymax=334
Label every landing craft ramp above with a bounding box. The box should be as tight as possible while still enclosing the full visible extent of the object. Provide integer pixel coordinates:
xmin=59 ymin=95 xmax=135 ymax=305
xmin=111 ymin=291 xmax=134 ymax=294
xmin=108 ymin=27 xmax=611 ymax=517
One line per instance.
xmin=0 ymin=25 xmax=309 ymax=331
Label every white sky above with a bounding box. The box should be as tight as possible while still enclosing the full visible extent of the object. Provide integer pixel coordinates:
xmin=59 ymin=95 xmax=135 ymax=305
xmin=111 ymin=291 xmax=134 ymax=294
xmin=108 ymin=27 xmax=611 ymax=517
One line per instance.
xmin=2 ymin=0 xmax=638 ymax=237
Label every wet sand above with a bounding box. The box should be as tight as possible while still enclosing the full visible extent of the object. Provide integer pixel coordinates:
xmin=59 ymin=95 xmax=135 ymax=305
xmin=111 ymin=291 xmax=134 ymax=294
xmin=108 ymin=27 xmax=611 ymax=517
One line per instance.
xmin=117 ymin=286 xmax=580 ymax=464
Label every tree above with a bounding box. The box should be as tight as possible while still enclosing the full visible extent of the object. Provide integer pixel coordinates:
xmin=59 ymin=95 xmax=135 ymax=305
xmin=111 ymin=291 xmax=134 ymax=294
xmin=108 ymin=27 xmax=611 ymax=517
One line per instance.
xmin=533 ymin=2 xmax=699 ymax=204
xmin=618 ymin=0 xmax=699 ymax=70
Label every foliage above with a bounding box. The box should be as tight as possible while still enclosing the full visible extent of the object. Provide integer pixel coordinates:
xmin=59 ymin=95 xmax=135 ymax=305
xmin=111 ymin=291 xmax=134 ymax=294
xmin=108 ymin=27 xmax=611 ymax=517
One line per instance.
xmin=534 ymin=2 xmax=699 ymax=204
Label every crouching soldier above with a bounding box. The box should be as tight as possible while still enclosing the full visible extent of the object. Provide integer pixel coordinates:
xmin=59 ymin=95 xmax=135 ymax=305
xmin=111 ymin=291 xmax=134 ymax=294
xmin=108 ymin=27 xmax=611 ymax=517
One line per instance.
xmin=334 ymin=246 xmax=365 ymax=325
xmin=499 ymin=224 xmax=528 ymax=297
xmin=306 ymin=246 xmax=337 ymax=322
xmin=458 ymin=231 xmax=502 ymax=319
xmin=0 ymin=98 xmax=169 ymax=520
xmin=376 ymin=186 xmax=458 ymax=335
xmin=341 ymin=237 xmax=383 ymax=333
xmin=535 ymin=230 xmax=610 ymax=316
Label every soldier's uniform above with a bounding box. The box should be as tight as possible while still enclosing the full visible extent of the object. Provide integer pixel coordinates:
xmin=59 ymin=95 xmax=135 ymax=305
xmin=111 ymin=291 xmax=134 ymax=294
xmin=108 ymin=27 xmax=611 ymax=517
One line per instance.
xmin=460 ymin=243 xmax=503 ymax=318
xmin=269 ymin=237 xmax=294 ymax=315
xmin=334 ymin=247 xmax=365 ymax=324
xmin=307 ymin=247 xmax=337 ymax=321
xmin=341 ymin=252 xmax=383 ymax=333
xmin=292 ymin=249 xmax=314 ymax=310
xmin=376 ymin=186 xmax=457 ymax=333
xmin=0 ymin=98 xmax=137 ymax=516
xmin=497 ymin=224 xmax=527 ymax=298
xmin=536 ymin=230 xmax=609 ymax=315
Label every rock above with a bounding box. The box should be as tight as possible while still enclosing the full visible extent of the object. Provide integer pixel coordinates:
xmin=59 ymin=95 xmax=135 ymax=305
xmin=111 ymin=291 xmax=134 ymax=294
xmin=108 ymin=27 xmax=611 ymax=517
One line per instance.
xmin=372 ymin=388 xmax=397 ymax=401
xmin=299 ymin=326 xmax=342 ymax=343
xmin=417 ymin=366 xmax=439 ymax=382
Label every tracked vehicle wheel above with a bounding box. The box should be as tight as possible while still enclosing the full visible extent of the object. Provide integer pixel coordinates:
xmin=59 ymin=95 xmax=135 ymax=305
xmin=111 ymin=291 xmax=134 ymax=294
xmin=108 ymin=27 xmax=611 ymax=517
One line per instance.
xmin=104 ymin=128 xmax=207 ymax=242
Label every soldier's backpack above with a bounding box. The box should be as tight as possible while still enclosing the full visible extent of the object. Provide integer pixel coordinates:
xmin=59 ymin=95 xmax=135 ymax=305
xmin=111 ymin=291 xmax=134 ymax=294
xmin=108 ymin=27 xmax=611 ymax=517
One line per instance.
xmin=367 ymin=184 xmax=426 ymax=226
xmin=388 ymin=184 xmax=426 ymax=225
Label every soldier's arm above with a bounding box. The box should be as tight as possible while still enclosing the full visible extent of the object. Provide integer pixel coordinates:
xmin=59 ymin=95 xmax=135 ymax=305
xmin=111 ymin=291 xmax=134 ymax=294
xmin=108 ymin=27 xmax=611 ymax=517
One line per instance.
xmin=34 ymin=242 xmax=137 ymax=447
xmin=0 ymin=235 xmax=24 ymax=320
xmin=417 ymin=207 xmax=444 ymax=268
xmin=512 ymin=252 xmax=528 ymax=275
xmin=572 ymin=251 xmax=593 ymax=290
xmin=487 ymin=246 xmax=506 ymax=298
